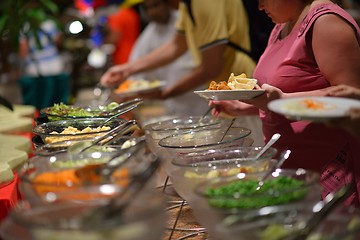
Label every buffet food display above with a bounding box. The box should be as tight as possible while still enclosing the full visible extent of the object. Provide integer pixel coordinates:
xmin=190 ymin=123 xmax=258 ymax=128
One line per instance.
xmin=1 ymin=96 xmax=359 ymax=240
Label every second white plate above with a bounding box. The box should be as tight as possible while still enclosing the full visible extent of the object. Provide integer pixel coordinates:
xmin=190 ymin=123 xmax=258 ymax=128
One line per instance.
xmin=268 ymin=97 xmax=360 ymax=122
xmin=194 ymin=89 xmax=265 ymax=100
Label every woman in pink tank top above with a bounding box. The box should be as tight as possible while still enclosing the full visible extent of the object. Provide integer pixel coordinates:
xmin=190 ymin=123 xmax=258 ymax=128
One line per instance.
xmin=211 ymin=0 xmax=360 ymax=206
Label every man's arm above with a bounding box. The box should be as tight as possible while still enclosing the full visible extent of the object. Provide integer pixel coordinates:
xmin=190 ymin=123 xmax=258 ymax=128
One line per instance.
xmin=101 ymin=32 xmax=187 ymax=87
xmin=162 ymin=42 xmax=226 ymax=98
xmin=129 ymin=32 xmax=188 ymax=73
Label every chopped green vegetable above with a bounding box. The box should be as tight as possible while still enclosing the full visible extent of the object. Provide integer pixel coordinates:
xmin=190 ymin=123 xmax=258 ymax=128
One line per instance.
xmin=45 ymin=102 xmax=120 ymax=120
xmin=205 ymin=176 xmax=307 ymax=209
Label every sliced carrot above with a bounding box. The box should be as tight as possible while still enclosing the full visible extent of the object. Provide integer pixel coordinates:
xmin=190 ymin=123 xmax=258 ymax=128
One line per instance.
xmin=32 ymin=168 xmax=130 ymax=201
xmin=115 ymin=79 xmax=132 ymax=93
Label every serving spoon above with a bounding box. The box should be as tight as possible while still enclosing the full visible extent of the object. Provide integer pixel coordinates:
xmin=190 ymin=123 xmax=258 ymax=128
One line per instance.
xmin=254 ymin=133 xmax=281 ymax=159
xmin=201 ymin=105 xmax=215 ymax=119
xmin=255 ymin=149 xmax=291 ymax=190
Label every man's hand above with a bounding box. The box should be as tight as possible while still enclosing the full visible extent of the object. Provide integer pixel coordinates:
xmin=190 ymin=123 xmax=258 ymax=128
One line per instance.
xmin=100 ymin=64 xmax=132 ymax=88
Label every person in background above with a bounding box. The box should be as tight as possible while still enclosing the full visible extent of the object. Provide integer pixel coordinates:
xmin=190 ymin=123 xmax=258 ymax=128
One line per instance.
xmin=326 ymin=84 xmax=360 ymax=138
xmin=127 ymin=0 xmax=208 ymax=116
xmin=105 ymin=3 xmax=142 ymax=65
xmin=101 ymin=0 xmax=265 ymax=145
xmin=101 ymin=0 xmax=255 ymax=94
xmin=19 ymin=18 xmax=70 ymax=110
xmin=210 ymin=0 xmax=360 ymax=205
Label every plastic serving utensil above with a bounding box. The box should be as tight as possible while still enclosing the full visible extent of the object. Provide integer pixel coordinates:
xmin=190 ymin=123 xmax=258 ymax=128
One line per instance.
xmin=255 ymin=133 xmax=281 ymax=159
xmin=256 ymin=149 xmax=291 ymax=190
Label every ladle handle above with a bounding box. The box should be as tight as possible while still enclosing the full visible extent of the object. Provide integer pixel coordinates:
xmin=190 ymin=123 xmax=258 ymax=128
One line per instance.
xmin=257 ymin=149 xmax=291 ymax=189
xmin=201 ymin=105 xmax=215 ymax=119
xmin=255 ymin=133 xmax=281 ymax=159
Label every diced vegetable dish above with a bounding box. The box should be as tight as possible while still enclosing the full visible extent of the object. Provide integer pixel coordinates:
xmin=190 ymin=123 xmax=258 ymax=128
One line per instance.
xmin=44 ymin=102 xmax=120 ymax=120
xmin=205 ymin=176 xmax=307 ymax=209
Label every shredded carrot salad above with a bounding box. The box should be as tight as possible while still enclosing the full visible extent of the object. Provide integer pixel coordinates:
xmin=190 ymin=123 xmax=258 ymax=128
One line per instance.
xmin=302 ymin=99 xmax=335 ymax=110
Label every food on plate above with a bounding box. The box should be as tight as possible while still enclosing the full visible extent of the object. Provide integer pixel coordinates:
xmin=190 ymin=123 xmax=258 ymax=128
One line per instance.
xmin=44 ymin=126 xmax=111 ymax=144
xmin=283 ymin=99 xmax=336 ymax=113
xmin=227 ymin=73 xmax=257 ymax=90
xmin=208 ymin=81 xmax=231 ymax=90
xmin=207 ymin=73 xmax=258 ymax=90
xmin=115 ymin=79 xmax=162 ymax=93
xmin=204 ymin=176 xmax=306 ymax=209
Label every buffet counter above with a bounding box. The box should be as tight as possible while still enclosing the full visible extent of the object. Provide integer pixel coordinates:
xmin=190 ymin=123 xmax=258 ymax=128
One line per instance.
xmin=0 ymin=174 xmax=22 ymax=222
xmin=0 ymin=105 xmax=35 ymax=223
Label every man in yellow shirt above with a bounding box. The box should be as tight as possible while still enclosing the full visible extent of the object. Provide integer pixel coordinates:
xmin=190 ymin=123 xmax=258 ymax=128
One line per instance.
xmin=100 ymin=0 xmax=255 ymax=99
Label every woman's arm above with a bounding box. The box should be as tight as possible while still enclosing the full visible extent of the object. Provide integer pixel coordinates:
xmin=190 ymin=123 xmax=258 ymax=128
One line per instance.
xmin=311 ymin=13 xmax=360 ymax=88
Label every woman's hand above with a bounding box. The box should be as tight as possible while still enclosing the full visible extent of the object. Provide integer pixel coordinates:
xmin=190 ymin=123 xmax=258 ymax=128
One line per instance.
xmin=210 ymin=100 xmax=252 ymax=117
xmin=209 ymin=83 xmax=284 ymax=117
xmin=325 ymin=84 xmax=360 ymax=100
xmin=242 ymin=84 xmax=284 ymax=111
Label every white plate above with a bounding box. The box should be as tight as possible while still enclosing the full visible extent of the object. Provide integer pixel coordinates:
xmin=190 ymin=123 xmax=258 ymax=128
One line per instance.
xmin=268 ymin=97 xmax=360 ymax=122
xmin=194 ymin=89 xmax=265 ymax=100
xmin=115 ymin=81 xmax=166 ymax=97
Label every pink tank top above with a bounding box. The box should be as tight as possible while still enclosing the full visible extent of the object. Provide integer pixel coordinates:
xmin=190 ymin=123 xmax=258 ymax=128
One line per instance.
xmin=253 ymin=3 xmax=360 ymax=205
